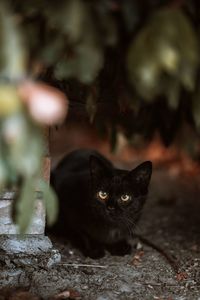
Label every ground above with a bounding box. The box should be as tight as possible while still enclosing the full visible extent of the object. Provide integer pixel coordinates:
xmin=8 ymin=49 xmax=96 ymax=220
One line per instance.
xmin=1 ymin=167 xmax=200 ymax=300
xmin=1 ymin=124 xmax=200 ymax=300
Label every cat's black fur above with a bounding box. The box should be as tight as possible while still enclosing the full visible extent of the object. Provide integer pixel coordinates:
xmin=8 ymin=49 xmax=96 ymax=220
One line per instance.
xmin=50 ymin=149 xmax=152 ymax=259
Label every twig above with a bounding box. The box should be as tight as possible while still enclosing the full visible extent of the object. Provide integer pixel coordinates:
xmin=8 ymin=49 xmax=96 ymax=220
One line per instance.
xmin=135 ymin=234 xmax=180 ymax=274
xmin=57 ymin=263 xmax=108 ymax=269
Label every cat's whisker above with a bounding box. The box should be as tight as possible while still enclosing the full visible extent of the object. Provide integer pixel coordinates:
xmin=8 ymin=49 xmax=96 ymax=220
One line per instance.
xmin=119 ymin=216 xmax=135 ymax=238
xmin=123 ymin=216 xmax=140 ymax=237
xmin=126 ymin=223 xmax=134 ymax=237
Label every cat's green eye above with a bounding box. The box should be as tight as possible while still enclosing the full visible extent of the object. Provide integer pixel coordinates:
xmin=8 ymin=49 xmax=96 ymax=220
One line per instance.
xmin=121 ymin=194 xmax=130 ymax=202
xmin=98 ymin=191 xmax=108 ymax=200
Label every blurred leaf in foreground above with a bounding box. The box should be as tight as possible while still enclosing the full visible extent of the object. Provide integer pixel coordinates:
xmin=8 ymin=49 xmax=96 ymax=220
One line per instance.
xmin=0 ymin=81 xmax=64 ymax=232
xmin=37 ymin=179 xmax=58 ymax=226
xmin=15 ymin=178 xmax=35 ymax=233
xmin=55 ymin=41 xmax=104 ymax=84
xmin=0 ymin=3 xmax=27 ymax=80
xmin=0 ymin=85 xmax=21 ymax=116
xmin=45 ymin=0 xmax=86 ymax=43
xmin=192 ymin=82 xmax=200 ymax=132
xmin=127 ymin=9 xmax=199 ymax=104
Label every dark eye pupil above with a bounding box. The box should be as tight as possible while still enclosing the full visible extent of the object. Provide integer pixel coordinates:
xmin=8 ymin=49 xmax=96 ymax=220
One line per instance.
xmin=122 ymin=194 xmax=129 ymax=201
xmin=98 ymin=191 xmax=108 ymax=199
xmin=101 ymin=192 xmax=107 ymax=197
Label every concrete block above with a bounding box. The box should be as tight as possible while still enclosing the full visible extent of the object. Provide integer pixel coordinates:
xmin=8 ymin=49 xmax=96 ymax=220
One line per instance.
xmin=0 ymin=192 xmax=45 ymax=234
xmin=0 ymin=235 xmax=53 ymax=255
xmin=0 ymin=235 xmax=61 ymax=281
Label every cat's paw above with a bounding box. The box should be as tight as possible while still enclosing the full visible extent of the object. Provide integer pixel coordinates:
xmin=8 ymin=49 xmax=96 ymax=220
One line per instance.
xmin=107 ymin=240 xmax=132 ymax=256
xmin=84 ymin=248 xmax=105 ymax=259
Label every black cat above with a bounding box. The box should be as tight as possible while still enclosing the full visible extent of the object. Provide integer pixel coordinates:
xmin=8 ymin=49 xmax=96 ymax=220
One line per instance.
xmin=50 ymin=149 xmax=152 ymax=259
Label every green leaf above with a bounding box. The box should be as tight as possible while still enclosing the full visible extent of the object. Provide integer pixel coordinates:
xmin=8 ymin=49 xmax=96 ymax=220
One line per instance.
xmin=0 ymin=157 xmax=8 ymax=190
xmin=96 ymin=8 xmax=118 ymax=46
xmin=40 ymin=34 xmax=65 ymax=65
xmin=192 ymin=91 xmax=200 ymax=132
xmin=179 ymin=63 xmax=197 ymax=91
xmin=127 ymin=9 xmax=199 ymax=100
xmin=2 ymin=112 xmax=43 ymax=177
xmin=165 ymin=78 xmax=180 ymax=109
xmin=102 ymin=16 xmax=118 ymax=46
xmin=55 ymin=41 xmax=104 ymax=83
xmin=38 ymin=179 xmax=58 ymax=226
xmin=0 ymin=4 xmax=27 ymax=80
xmin=45 ymin=0 xmax=87 ymax=43
xmin=86 ymin=88 xmax=97 ymax=123
xmin=122 ymin=0 xmax=139 ymax=32
xmin=16 ymin=178 xmax=35 ymax=233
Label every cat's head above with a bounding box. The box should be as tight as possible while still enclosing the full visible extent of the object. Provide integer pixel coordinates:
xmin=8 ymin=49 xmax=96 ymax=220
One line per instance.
xmin=89 ymin=155 xmax=152 ymax=231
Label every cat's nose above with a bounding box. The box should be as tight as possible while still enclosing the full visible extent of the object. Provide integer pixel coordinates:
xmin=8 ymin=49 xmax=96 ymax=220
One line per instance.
xmin=107 ymin=206 xmax=115 ymax=211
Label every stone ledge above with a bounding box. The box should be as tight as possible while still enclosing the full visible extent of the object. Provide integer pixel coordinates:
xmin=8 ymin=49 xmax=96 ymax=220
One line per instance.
xmin=0 ymin=244 xmax=61 ymax=289
xmin=0 ymin=235 xmax=53 ymax=255
xmin=0 ymin=235 xmax=61 ymax=278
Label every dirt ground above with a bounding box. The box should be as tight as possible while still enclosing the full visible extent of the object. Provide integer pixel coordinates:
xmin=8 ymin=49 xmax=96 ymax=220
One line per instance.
xmin=1 ymin=167 xmax=200 ymax=300
xmin=45 ymin=169 xmax=200 ymax=299
xmin=1 ymin=125 xmax=200 ymax=299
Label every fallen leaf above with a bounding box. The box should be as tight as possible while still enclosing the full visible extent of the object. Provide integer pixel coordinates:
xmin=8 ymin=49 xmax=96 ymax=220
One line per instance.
xmin=191 ymin=245 xmax=198 ymax=252
xmin=176 ymin=272 xmax=188 ymax=281
xmin=68 ymin=289 xmax=81 ymax=299
xmin=51 ymin=290 xmax=70 ymax=299
xmin=131 ymin=250 xmax=144 ymax=266
xmin=51 ymin=289 xmax=81 ymax=300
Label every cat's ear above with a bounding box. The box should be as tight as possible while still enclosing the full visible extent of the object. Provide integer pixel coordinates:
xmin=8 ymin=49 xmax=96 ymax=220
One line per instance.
xmin=90 ymin=155 xmax=110 ymax=181
xmin=129 ymin=161 xmax=152 ymax=189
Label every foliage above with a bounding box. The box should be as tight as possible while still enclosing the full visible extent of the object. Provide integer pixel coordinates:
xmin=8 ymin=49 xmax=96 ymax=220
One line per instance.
xmin=1 ymin=0 xmax=200 ymax=230
xmin=5 ymin=0 xmax=200 ymax=143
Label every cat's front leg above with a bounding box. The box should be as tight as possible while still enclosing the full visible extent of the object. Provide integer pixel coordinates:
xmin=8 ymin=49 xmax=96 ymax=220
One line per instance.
xmin=82 ymin=236 xmax=105 ymax=259
xmin=106 ymin=239 xmax=132 ymax=256
xmin=69 ymin=229 xmax=105 ymax=259
xmin=84 ymin=246 xmax=105 ymax=259
xmin=73 ymin=231 xmax=105 ymax=259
